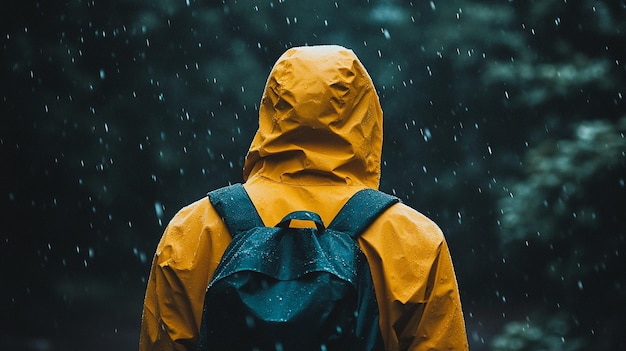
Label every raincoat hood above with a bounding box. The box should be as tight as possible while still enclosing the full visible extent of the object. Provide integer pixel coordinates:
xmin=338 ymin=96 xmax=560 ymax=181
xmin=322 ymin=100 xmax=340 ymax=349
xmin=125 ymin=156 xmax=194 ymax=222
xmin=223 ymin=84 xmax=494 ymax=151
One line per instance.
xmin=243 ymin=45 xmax=383 ymax=188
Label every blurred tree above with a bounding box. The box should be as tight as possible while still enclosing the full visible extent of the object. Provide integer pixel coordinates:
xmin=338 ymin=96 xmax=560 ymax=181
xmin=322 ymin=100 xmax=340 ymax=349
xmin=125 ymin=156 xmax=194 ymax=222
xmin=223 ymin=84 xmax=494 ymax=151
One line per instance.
xmin=1 ymin=0 xmax=624 ymax=350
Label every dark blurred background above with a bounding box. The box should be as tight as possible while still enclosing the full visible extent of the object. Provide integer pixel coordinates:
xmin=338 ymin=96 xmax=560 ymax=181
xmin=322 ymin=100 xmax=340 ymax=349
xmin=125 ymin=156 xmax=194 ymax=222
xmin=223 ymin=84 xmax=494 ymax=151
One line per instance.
xmin=2 ymin=1 xmax=625 ymax=350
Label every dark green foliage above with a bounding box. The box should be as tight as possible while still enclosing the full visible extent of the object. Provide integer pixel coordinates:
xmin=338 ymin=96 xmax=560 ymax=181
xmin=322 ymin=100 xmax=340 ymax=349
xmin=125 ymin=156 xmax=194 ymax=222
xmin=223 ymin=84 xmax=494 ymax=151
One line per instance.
xmin=1 ymin=1 xmax=624 ymax=350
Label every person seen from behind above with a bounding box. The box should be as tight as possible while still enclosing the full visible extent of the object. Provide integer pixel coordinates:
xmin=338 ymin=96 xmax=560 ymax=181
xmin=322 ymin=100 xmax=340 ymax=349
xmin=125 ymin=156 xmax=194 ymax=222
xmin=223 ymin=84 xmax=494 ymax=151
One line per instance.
xmin=140 ymin=44 xmax=469 ymax=351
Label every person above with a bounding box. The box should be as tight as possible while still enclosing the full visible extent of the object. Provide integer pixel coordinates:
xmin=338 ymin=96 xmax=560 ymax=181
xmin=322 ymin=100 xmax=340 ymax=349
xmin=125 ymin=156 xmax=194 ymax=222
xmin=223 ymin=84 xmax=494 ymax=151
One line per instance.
xmin=139 ymin=44 xmax=469 ymax=351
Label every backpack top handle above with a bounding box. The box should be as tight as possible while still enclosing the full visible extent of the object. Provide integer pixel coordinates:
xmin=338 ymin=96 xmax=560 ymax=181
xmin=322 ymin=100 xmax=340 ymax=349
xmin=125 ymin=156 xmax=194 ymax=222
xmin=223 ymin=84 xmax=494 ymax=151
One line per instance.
xmin=277 ymin=211 xmax=326 ymax=231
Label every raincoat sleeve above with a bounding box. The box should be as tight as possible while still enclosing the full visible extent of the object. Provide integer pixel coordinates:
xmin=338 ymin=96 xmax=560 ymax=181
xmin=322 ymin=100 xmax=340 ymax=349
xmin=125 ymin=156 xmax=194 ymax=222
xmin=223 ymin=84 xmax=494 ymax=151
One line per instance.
xmin=405 ymin=239 xmax=468 ymax=350
xmin=139 ymin=198 xmax=230 ymax=351
xmin=361 ymin=204 xmax=469 ymax=351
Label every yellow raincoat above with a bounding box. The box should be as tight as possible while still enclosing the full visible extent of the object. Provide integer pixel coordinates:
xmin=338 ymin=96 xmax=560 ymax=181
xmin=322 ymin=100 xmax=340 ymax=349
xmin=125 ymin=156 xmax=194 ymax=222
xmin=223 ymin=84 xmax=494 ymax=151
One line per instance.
xmin=140 ymin=45 xmax=468 ymax=351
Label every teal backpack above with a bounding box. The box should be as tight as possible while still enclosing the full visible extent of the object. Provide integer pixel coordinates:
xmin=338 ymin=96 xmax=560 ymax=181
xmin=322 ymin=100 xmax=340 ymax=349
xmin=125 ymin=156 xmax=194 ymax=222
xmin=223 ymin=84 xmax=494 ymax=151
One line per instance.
xmin=197 ymin=184 xmax=399 ymax=351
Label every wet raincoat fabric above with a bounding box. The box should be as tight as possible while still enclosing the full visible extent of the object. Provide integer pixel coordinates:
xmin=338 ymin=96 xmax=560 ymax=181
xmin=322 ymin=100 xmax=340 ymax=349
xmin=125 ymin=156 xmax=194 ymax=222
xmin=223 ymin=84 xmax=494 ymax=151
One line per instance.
xmin=140 ymin=45 xmax=469 ymax=351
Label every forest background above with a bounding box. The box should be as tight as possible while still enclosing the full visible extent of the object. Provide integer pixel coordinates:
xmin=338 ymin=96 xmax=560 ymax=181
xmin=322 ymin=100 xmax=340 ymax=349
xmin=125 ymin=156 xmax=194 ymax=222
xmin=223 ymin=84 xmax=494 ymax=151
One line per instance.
xmin=1 ymin=1 xmax=625 ymax=350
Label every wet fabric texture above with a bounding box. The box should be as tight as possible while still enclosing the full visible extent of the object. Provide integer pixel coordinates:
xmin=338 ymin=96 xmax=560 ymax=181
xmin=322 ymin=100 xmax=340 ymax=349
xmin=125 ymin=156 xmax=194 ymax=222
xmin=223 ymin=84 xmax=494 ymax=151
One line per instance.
xmin=140 ymin=45 xmax=469 ymax=351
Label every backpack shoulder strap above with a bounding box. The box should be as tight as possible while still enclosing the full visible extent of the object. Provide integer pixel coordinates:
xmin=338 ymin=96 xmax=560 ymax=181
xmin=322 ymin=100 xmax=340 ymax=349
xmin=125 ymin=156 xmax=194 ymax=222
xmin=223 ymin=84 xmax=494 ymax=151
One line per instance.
xmin=328 ymin=188 xmax=400 ymax=238
xmin=207 ymin=183 xmax=264 ymax=235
